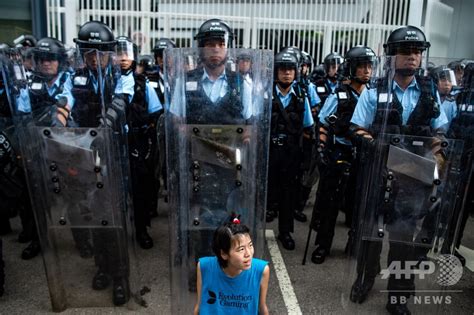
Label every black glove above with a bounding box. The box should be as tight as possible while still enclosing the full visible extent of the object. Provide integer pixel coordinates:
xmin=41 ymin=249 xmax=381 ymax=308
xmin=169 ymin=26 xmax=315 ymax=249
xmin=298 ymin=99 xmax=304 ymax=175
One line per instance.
xmin=100 ymin=95 xmax=127 ymax=131
xmin=317 ymin=146 xmax=329 ymax=166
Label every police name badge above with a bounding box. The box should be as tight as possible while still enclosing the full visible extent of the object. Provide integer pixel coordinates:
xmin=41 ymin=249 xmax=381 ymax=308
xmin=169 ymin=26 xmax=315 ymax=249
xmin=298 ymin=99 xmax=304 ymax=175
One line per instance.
xmin=317 ymin=86 xmax=326 ymax=93
xmin=149 ymin=81 xmax=158 ymax=89
xmin=186 ymin=81 xmax=198 ymax=91
xmin=31 ymin=82 xmax=43 ymax=90
xmin=378 ymin=93 xmax=392 ymax=103
xmin=73 ymin=76 xmax=88 ymax=86
xmin=338 ymin=92 xmax=348 ymax=99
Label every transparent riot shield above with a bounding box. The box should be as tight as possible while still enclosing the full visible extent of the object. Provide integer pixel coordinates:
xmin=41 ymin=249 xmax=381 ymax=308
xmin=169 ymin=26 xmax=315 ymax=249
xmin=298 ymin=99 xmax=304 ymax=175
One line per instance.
xmin=165 ymin=48 xmax=272 ymax=314
xmin=3 ymin=49 xmax=142 ymax=311
xmin=343 ymin=55 xmax=466 ymax=313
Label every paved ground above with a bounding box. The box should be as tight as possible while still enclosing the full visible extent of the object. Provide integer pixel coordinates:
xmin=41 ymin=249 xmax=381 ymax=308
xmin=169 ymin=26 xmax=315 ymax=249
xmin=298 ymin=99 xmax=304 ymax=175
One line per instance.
xmin=1 ymin=192 xmax=473 ymax=314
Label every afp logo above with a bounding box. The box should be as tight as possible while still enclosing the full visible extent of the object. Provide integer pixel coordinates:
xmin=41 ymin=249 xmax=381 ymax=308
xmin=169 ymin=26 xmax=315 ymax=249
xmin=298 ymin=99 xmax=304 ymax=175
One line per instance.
xmin=381 ymin=254 xmax=463 ymax=286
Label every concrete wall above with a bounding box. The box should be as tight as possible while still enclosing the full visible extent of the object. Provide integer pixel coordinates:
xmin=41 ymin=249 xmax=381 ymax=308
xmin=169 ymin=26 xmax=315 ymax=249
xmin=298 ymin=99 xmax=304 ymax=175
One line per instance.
xmin=442 ymin=0 xmax=474 ymax=59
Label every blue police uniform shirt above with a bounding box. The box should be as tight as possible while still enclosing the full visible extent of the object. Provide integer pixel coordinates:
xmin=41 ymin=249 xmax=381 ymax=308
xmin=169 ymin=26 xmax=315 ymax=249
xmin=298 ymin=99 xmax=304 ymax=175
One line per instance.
xmin=16 ymin=71 xmax=74 ymax=113
xmin=171 ymin=67 xmax=252 ymax=119
xmin=89 ymin=68 xmax=124 ymax=97
xmin=119 ymin=71 xmax=136 ymax=103
xmin=440 ymin=98 xmax=458 ymax=130
xmin=47 ymin=71 xmax=75 ymax=108
xmin=276 ymin=84 xmax=314 ymax=128
xmin=319 ymin=89 xmax=360 ymax=146
xmin=120 ymin=71 xmax=163 ymax=114
xmin=307 ymin=82 xmax=322 ymax=107
xmin=198 ymin=256 xmax=268 ymax=315
xmin=327 ymin=79 xmax=338 ymax=93
xmin=351 ymin=77 xmax=448 ymax=130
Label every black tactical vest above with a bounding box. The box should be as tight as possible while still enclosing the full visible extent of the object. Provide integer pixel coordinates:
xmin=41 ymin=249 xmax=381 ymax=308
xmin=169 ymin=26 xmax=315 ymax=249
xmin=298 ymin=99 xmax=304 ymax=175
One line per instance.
xmin=185 ymin=68 xmax=243 ymax=124
xmin=271 ymin=84 xmax=306 ymax=138
xmin=127 ymin=73 xmax=149 ymax=128
xmin=0 ymin=90 xmax=11 ymax=117
xmin=332 ymin=84 xmax=359 ymax=137
xmin=450 ymin=92 xmax=474 ymax=148
xmin=28 ymin=72 xmax=67 ymax=114
xmin=372 ymin=75 xmax=440 ymax=137
xmin=71 ymin=69 xmax=116 ymax=128
xmin=314 ymin=78 xmax=332 ymax=107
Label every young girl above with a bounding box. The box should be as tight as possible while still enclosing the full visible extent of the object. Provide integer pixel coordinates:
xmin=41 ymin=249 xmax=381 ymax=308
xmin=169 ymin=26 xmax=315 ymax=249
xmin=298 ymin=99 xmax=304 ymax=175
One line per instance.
xmin=194 ymin=220 xmax=270 ymax=315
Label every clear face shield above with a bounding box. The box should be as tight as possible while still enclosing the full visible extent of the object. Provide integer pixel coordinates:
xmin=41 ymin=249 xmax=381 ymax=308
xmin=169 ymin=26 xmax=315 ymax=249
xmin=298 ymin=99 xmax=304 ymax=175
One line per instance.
xmin=326 ymin=57 xmax=343 ymax=78
xmin=33 ymin=50 xmax=66 ymax=77
xmin=199 ymin=37 xmax=229 ymax=70
xmin=116 ymin=41 xmax=136 ymax=71
xmin=351 ymin=57 xmax=377 ymax=84
xmin=389 ymin=45 xmax=429 ymax=77
xmin=433 ymin=68 xmax=457 ymax=96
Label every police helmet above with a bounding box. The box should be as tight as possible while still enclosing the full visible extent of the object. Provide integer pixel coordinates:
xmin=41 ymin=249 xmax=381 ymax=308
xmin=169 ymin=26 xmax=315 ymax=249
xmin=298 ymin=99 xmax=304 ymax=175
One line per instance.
xmin=429 ymin=65 xmax=457 ymax=85
xmin=274 ymin=51 xmax=298 ymax=84
xmin=237 ymin=52 xmax=252 ymax=62
xmin=153 ymin=38 xmax=176 ymax=59
xmin=34 ymin=37 xmax=66 ymax=64
xmin=74 ymin=21 xmax=116 ymax=51
xmin=323 ymin=52 xmax=344 ymax=73
xmin=344 ymin=45 xmax=376 ymax=83
xmin=194 ymin=19 xmax=235 ymax=48
xmin=13 ymin=34 xmax=37 ymax=48
xmin=301 ymin=51 xmax=313 ymax=67
xmin=116 ymin=36 xmax=138 ymax=61
xmin=137 ymin=54 xmax=154 ymax=72
xmin=281 ymin=46 xmax=302 ymax=65
xmin=447 ymin=59 xmax=466 ymax=72
xmin=310 ymin=64 xmax=326 ymax=82
xmin=384 ymin=25 xmax=430 ymax=56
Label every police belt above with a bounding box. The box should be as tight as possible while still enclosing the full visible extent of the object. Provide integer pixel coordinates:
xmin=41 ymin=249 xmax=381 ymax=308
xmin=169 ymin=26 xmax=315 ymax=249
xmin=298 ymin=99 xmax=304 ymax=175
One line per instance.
xmin=270 ymin=133 xmax=299 ymax=147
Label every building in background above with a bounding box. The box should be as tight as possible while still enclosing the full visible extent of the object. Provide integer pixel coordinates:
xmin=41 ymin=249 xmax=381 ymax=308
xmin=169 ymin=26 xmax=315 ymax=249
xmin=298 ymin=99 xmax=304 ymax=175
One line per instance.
xmin=1 ymin=0 xmax=472 ymax=61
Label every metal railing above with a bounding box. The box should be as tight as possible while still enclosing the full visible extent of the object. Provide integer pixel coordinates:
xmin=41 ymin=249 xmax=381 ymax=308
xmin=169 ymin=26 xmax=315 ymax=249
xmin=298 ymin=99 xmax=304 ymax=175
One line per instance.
xmin=47 ymin=0 xmax=436 ymax=63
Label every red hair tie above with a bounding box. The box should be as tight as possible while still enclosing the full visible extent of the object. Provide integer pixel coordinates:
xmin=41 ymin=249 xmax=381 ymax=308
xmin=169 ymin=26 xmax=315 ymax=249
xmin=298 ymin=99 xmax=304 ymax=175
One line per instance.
xmin=232 ymin=217 xmax=241 ymax=224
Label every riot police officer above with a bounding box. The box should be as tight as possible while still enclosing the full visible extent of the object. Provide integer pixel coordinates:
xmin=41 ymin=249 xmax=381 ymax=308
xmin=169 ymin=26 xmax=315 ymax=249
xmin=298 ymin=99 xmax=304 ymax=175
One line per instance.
xmin=292 ymin=49 xmax=322 ymax=223
xmin=309 ymin=45 xmax=376 ymax=264
xmin=349 ymin=26 xmax=448 ymax=315
xmin=72 ymin=20 xmax=131 ymax=306
xmin=136 ymin=54 xmax=154 ymax=75
xmin=116 ymin=36 xmax=163 ymax=249
xmin=150 ymin=38 xmax=176 ymax=105
xmin=313 ymin=52 xmax=344 ymax=107
xmin=442 ymin=62 xmax=474 ymax=267
xmin=150 ymin=38 xmax=176 ymax=209
xmin=20 ymin=37 xmax=76 ymax=260
xmin=266 ymin=51 xmax=314 ymax=250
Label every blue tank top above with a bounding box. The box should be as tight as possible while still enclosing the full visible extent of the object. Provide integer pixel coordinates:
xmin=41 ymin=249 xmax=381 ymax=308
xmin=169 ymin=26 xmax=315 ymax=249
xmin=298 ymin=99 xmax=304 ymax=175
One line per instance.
xmin=198 ymin=256 xmax=268 ymax=315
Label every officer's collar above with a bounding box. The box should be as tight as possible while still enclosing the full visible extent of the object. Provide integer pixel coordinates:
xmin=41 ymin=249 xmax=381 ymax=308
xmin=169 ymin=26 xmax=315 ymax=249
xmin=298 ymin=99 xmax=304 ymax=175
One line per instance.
xmin=202 ymin=68 xmax=227 ymax=82
xmin=48 ymin=71 xmax=66 ymax=89
xmin=275 ymin=84 xmax=296 ymax=97
xmin=392 ymin=77 xmax=419 ymax=92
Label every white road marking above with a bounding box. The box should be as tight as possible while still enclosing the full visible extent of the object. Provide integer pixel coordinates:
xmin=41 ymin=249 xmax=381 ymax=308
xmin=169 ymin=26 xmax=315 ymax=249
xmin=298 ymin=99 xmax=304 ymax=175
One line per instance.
xmin=265 ymin=229 xmax=303 ymax=315
xmin=458 ymin=245 xmax=474 ymax=272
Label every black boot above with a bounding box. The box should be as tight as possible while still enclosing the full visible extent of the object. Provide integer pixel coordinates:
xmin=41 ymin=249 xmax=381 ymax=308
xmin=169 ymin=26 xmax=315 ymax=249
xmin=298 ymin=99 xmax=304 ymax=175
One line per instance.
xmin=137 ymin=230 xmax=154 ymax=249
xmin=21 ymin=240 xmax=41 ymax=260
xmin=92 ymin=270 xmax=111 ymax=290
xmin=112 ymin=277 xmax=130 ymax=306
xmin=350 ymin=274 xmax=375 ymax=303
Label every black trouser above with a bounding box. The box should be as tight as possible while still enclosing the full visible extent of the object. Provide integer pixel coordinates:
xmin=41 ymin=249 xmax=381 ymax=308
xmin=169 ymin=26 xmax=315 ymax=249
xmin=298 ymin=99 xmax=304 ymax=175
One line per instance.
xmin=313 ymin=143 xmax=353 ymax=250
xmin=93 ymin=228 xmax=129 ymax=280
xmin=0 ymin=238 xmax=4 ymax=294
xmin=267 ymin=139 xmax=302 ymax=234
xmin=129 ymin=129 xmax=157 ymax=234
